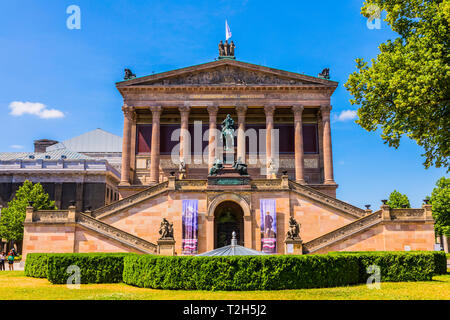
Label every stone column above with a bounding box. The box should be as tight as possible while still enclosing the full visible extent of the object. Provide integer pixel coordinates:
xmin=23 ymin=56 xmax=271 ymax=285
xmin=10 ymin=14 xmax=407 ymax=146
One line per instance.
xmin=244 ymin=215 xmax=253 ymax=249
xmin=236 ymin=105 xmax=247 ymax=163
xmin=149 ymin=106 xmax=162 ymax=184
xmin=264 ymin=105 xmax=276 ymax=178
xmin=206 ymin=216 xmax=215 ymax=252
xmin=120 ymin=105 xmax=134 ymax=186
xmin=292 ymin=105 xmax=305 ymax=184
xmin=321 ymin=105 xmax=335 ymax=184
xmin=207 ymin=105 xmax=219 ymax=169
xmin=179 ymin=105 xmax=190 ymax=172
xmin=54 ymin=182 xmax=62 ymax=209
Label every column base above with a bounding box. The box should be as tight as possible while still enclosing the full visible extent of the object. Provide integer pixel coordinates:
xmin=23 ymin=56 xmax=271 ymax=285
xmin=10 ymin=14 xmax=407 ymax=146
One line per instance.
xmin=295 ymin=179 xmax=306 ymax=185
xmin=119 ymin=181 xmax=131 ymax=186
xmin=324 ymin=179 xmax=336 ymax=185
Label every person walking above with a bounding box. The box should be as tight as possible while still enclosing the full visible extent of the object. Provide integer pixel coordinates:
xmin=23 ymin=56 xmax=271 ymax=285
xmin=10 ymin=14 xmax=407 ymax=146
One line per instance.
xmin=7 ymin=251 xmax=14 ymax=271
xmin=0 ymin=252 xmax=5 ymax=271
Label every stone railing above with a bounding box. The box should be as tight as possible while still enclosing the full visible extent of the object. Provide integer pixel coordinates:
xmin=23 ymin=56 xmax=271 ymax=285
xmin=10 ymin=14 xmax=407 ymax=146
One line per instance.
xmin=303 ymin=210 xmax=383 ymax=253
xmin=389 ymin=208 xmax=426 ymax=221
xmin=77 ymin=213 xmax=157 ymax=254
xmin=30 ymin=210 xmax=70 ymax=223
xmin=93 ymin=181 xmax=169 ymax=218
xmin=289 ymin=180 xmax=366 ymax=218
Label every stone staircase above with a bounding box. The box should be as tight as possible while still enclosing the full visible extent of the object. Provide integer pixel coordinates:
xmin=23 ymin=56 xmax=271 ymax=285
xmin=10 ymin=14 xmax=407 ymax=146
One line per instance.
xmin=92 ymin=181 xmax=169 ymax=219
xmin=303 ymin=210 xmax=383 ymax=253
xmin=289 ymin=180 xmax=367 ymax=219
xmin=77 ymin=213 xmax=157 ymax=254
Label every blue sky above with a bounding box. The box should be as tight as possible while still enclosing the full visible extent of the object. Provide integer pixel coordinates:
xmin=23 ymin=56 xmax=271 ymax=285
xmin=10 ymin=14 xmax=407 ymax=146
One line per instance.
xmin=0 ymin=0 xmax=447 ymax=208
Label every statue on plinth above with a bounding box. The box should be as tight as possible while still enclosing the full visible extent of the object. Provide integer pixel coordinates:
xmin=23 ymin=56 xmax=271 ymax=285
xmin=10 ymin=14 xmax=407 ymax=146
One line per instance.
xmin=218 ymin=40 xmax=225 ymax=56
xmin=209 ymin=158 xmax=223 ymax=176
xmin=159 ymin=218 xmax=174 ymax=239
xmin=221 ymin=114 xmax=235 ymax=151
xmin=286 ymin=216 xmax=301 ymax=240
xmin=233 ymin=157 xmax=248 ymax=176
xmin=178 ymin=159 xmax=186 ymax=179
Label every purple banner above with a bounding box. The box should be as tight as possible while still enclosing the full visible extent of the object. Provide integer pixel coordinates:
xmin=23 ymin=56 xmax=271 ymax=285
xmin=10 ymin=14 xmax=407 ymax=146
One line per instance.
xmin=182 ymin=199 xmax=198 ymax=255
xmin=260 ymin=199 xmax=277 ymax=254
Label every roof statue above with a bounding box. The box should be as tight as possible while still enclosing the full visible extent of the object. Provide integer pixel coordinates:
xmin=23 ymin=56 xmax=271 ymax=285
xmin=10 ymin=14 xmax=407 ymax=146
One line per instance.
xmin=318 ymin=68 xmax=330 ymax=80
xmin=124 ymin=68 xmax=136 ymax=80
xmin=218 ymin=40 xmax=236 ymax=60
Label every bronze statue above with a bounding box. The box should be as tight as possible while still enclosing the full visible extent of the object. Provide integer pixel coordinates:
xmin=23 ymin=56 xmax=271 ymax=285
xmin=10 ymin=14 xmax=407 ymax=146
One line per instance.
xmin=209 ymin=158 xmax=223 ymax=176
xmin=286 ymin=216 xmax=301 ymax=240
xmin=224 ymin=40 xmax=230 ymax=56
xmin=318 ymin=68 xmax=330 ymax=80
xmin=230 ymin=41 xmax=235 ymax=56
xmin=159 ymin=218 xmax=174 ymax=239
xmin=221 ymin=114 xmax=235 ymax=151
xmin=124 ymin=68 xmax=136 ymax=80
xmin=233 ymin=158 xmax=248 ymax=176
xmin=218 ymin=40 xmax=225 ymax=56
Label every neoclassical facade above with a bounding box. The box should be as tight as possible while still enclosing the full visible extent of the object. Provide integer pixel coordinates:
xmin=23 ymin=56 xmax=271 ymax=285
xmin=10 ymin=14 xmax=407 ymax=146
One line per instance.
xmin=22 ymin=49 xmax=436 ymax=257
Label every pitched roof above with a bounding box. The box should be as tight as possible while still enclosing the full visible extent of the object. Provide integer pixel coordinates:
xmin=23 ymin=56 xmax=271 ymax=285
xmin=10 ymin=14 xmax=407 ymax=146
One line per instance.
xmin=46 ymin=128 xmax=122 ymax=153
xmin=0 ymin=149 xmax=93 ymax=161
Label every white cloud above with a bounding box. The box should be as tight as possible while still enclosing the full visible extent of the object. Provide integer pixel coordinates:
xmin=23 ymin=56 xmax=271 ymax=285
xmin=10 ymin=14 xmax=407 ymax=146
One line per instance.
xmin=10 ymin=145 xmax=24 ymax=149
xmin=8 ymin=101 xmax=64 ymax=119
xmin=335 ymin=110 xmax=357 ymax=122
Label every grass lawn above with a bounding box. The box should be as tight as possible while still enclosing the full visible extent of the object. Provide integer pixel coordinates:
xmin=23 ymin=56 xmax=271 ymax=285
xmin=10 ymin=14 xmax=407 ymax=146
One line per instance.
xmin=1 ymin=271 xmax=449 ymax=300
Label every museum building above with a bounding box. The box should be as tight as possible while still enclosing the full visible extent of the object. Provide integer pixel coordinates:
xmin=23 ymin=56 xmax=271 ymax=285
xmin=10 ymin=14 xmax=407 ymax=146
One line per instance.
xmin=22 ymin=43 xmax=436 ymax=257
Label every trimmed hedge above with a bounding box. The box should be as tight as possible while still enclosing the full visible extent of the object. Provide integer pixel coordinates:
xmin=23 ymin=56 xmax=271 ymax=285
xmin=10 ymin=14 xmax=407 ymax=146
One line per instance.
xmin=329 ymin=251 xmax=445 ymax=280
xmin=46 ymin=253 xmax=133 ymax=284
xmin=123 ymin=254 xmax=360 ymax=291
xmin=24 ymin=253 xmax=51 ymax=278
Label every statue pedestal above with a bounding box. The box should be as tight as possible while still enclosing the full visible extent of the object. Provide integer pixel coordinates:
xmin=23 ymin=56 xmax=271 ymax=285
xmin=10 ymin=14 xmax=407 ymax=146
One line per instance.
xmin=284 ymin=238 xmax=303 ymax=255
xmin=223 ymin=149 xmax=236 ymax=164
xmin=157 ymin=238 xmax=176 ymax=256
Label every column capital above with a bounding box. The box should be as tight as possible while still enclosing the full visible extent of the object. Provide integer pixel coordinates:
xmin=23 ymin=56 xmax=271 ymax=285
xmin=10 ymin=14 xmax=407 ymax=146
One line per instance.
xmin=207 ymin=105 xmax=219 ymax=115
xmin=292 ymin=105 xmax=304 ymax=119
xmin=122 ymin=105 xmax=135 ymax=120
xmin=320 ymin=104 xmax=332 ymax=113
xmin=149 ymin=106 xmax=163 ymax=116
xmin=236 ymin=105 xmax=247 ymax=117
xmin=264 ymin=105 xmax=276 ymax=117
xmin=178 ymin=105 xmax=191 ymax=115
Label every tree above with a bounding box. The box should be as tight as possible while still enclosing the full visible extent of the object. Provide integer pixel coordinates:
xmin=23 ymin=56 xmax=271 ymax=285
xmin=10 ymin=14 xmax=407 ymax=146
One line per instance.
xmin=0 ymin=180 xmax=55 ymax=242
xmin=387 ymin=190 xmax=411 ymax=208
xmin=345 ymin=0 xmax=449 ymax=169
xmin=430 ymin=177 xmax=450 ymax=236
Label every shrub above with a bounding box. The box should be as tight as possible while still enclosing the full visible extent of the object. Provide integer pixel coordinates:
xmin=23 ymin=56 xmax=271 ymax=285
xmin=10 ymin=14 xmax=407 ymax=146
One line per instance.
xmin=123 ymin=254 xmax=360 ymax=291
xmin=24 ymin=253 xmax=51 ymax=278
xmin=329 ymin=251 xmax=439 ymax=281
xmin=432 ymin=251 xmax=447 ymax=275
xmin=46 ymin=253 xmax=132 ymax=284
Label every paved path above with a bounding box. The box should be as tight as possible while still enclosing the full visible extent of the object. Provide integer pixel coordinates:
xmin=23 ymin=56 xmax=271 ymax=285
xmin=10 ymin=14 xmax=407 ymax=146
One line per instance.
xmin=2 ymin=261 xmax=24 ymax=271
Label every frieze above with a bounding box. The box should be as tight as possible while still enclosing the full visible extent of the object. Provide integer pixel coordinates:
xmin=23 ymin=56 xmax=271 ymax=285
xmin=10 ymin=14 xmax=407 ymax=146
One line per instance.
xmin=139 ymin=66 xmax=307 ymax=86
xmin=389 ymin=209 xmax=425 ymax=220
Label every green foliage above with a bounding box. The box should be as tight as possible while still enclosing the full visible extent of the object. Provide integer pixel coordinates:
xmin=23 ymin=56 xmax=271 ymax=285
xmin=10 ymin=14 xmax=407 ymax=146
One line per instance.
xmin=329 ymin=251 xmax=441 ymax=280
xmin=0 ymin=180 xmax=55 ymax=241
xmin=432 ymin=251 xmax=448 ymax=275
xmin=430 ymin=177 xmax=450 ymax=236
xmin=123 ymin=254 xmax=359 ymax=291
xmin=345 ymin=0 xmax=450 ymax=169
xmin=387 ymin=190 xmax=411 ymax=208
xmin=24 ymin=253 xmax=51 ymax=278
xmin=46 ymin=253 xmax=132 ymax=284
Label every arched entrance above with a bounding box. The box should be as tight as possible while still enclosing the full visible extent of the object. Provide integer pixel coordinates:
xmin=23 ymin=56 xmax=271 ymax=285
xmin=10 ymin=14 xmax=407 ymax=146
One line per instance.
xmin=214 ymin=201 xmax=244 ymax=248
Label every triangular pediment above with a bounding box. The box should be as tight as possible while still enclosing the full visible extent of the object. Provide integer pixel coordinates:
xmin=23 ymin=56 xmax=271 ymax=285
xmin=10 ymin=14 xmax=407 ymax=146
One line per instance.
xmin=117 ymin=60 xmax=337 ymax=87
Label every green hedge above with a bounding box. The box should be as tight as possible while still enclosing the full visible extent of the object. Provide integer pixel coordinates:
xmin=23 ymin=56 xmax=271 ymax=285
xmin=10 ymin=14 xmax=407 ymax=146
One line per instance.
xmin=329 ymin=251 xmax=444 ymax=280
xmin=47 ymin=253 xmax=132 ymax=284
xmin=123 ymin=254 xmax=360 ymax=291
xmin=24 ymin=253 xmax=52 ymax=278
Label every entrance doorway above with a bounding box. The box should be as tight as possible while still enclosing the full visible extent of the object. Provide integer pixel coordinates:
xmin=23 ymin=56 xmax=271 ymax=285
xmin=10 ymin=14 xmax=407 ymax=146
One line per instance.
xmin=214 ymin=201 xmax=244 ymax=248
